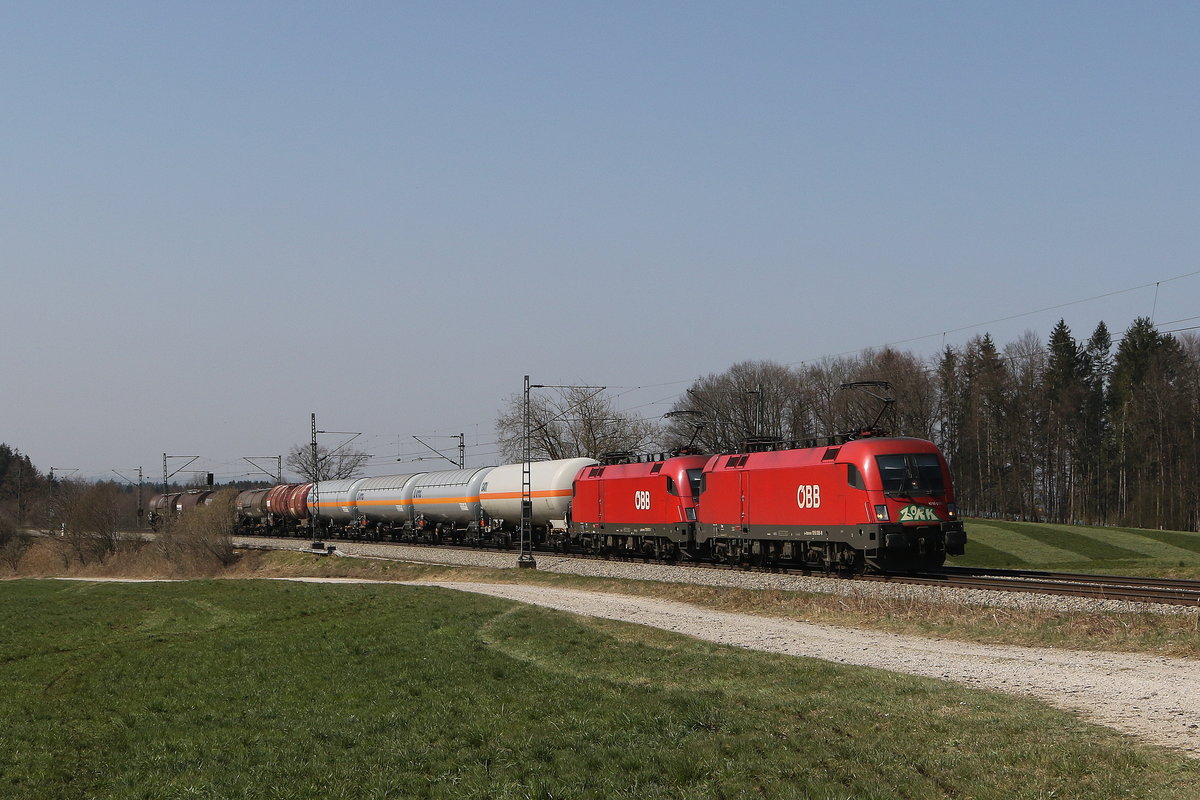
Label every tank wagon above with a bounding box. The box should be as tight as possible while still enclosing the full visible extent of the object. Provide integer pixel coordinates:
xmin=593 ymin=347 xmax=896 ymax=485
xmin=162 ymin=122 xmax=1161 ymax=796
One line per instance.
xmin=231 ymin=457 xmax=599 ymax=547
xmin=351 ymin=472 xmax=425 ymax=534
xmin=479 ymin=457 xmax=599 ymax=536
xmin=147 ymin=489 xmax=223 ymax=529
xmin=172 ymin=436 xmax=963 ymax=572
xmin=234 ymin=482 xmax=312 ymax=535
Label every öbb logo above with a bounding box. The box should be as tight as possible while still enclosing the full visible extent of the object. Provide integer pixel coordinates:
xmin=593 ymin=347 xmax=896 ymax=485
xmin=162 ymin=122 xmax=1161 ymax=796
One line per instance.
xmin=796 ymin=484 xmax=821 ymax=509
xmin=634 ymin=490 xmax=652 ymax=510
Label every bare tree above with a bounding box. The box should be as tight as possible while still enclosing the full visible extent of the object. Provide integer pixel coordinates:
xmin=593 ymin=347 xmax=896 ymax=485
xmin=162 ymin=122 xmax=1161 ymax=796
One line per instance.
xmin=158 ymin=489 xmax=239 ymax=571
xmin=286 ymin=443 xmax=369 ymax=482
xmin=58 ymin=481 xmax=123 ymax=565
xmin=0 ymin=513 xmax=29 ymax=571
xmin=495 ymin=387 xmax=658 ymax=463
xmin=664 ymin=361 xmax=813 ymax=453
xmin=804 ymin=355 xmax=869 ymax=438
xmin=846 ymin=348 xmax=940 ymax=439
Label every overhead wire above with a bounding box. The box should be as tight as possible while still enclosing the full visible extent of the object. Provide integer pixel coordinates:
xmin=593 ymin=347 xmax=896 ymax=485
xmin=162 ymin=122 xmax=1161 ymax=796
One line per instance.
xmin=208 ymin=270 xmax=1198 ymax=480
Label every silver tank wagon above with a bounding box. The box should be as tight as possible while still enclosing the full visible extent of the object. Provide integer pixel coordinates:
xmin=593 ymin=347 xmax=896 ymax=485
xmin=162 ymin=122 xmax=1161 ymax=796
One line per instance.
xmin=353 ymin=473 xmax=426 ymax=524
xmin=408 ymin=467 xmax=496 ymax=526
xmin=480 ymin=457 xmax=598 ymax=529
xmin=309 ymin=477 xmax=370 ymax=523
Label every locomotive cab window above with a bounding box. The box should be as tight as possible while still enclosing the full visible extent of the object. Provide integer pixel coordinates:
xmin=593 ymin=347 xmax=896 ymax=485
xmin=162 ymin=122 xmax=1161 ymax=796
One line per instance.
xmin=688 ymin=468 xmax=704 ymax=501
xmin=875 ymin=453 xmax=945 ymax=496
xmin=666 ymin=477 xmax=677 ymax=496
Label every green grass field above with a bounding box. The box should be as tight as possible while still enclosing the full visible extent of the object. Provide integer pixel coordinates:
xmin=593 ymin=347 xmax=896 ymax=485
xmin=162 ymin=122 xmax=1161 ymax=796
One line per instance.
xmin=951 ymin=519 xmax=1200 ymax=577
xmin=2 ymin=579 xmax=1198 ymax=799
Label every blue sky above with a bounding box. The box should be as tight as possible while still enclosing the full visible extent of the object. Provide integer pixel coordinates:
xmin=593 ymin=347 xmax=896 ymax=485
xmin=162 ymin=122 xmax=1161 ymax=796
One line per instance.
xmin=3 ymin=2 xmax=1198 ymax=480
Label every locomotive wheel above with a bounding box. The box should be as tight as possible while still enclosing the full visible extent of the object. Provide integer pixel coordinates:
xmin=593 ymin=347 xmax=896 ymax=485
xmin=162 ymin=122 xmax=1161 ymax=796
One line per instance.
xmin=641 ymin=540 xmax=656 ymax=562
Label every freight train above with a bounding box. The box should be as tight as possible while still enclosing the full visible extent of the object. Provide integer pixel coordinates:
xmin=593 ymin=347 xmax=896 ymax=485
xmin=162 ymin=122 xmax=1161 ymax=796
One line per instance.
xmin=151 ymin=434 xmax=965 ymax=573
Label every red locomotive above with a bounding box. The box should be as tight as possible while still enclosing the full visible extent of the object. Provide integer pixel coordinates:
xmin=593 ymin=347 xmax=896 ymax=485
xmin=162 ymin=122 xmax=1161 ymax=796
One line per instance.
xmin=567 ymin=436 xmax=964 ymax=572
xmin=570 ymin=453 xmax=710 ymax=559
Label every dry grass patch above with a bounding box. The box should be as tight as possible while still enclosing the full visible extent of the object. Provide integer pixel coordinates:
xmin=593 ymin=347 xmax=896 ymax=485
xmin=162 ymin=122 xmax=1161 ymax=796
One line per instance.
xmin=223 ymin=548 xmax=500 ymax=583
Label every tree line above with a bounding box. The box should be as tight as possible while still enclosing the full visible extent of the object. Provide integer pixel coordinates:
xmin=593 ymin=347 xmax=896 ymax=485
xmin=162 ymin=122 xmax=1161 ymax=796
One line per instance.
xmin=936 ymin=317 xmax=1199 ymax=530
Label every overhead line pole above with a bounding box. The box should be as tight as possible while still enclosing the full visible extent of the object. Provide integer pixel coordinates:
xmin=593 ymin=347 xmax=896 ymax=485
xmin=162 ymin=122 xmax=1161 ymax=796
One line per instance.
xmin=312 ymin=413 xmax=319 ymax=539
xmin=112 ymin=467 xmax=145 ymax=527
xmin=410 ymin=435 xmax=464 ymax=468
xmin=311 ymin=415 xmax=363 ymax=539
xmin=520 ymin=377 xmax=606 ymax=569
xmin=162 ymin=455 xmax=199 ymax=493
xmin=243 ymin=456 xmax=283 ymax=484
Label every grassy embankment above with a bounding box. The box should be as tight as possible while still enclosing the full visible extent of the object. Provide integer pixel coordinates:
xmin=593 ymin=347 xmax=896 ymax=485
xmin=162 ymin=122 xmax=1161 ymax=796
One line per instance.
xmin=952 ymin=518 xmax=1200 ymax=578
xmin=2 ymin=578 xmax=1199 ymax=799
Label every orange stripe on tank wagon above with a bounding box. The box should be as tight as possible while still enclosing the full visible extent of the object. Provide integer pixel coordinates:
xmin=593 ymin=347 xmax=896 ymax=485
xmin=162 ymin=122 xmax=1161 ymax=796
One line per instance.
xmin=311 ymin=489 xmax=570 ymax=508
xmin=479 ymin=490 xmax=572 ymax=500
xmin=312 ymin=497 xmax=480 ymax=508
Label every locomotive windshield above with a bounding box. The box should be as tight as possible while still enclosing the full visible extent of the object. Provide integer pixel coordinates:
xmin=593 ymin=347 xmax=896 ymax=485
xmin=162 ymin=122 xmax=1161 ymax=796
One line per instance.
xmin=875 ymin=453 xmax=945 ymax=496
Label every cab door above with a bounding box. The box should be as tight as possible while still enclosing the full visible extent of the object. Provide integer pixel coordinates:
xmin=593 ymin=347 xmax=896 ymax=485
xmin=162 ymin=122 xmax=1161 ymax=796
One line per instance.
xmin=739 ymin=470 xmax=749 ymax=531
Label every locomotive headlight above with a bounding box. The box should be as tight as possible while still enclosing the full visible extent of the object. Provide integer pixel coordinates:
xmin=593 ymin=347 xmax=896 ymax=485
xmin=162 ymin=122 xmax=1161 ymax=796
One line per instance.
xmin=874 ymin=505 xmax=889 ymax=522
xmin=946 ymin=503 xmax=958 ymax=519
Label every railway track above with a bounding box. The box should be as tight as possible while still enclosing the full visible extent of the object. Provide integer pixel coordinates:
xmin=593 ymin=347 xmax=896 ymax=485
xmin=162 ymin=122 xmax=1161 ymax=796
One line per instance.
xmin=243 ymin=534 xmax=1200 ymax=608
xmin=879 ymin=566 xmax=1200 ymax=607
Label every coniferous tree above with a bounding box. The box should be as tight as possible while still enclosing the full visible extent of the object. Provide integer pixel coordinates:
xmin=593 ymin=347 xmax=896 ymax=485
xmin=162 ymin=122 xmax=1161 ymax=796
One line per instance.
xmin=1109 ymin=318 xmax=1186 ymax=527
xmin=1081 ymin=321 xmax=1113 ymax=524
xmin=1043 ymin=320 xmax=1085 ymax=522
xmin=1006 ymin=332 xmax=1047 ymax=518
xmin=955 ymin=335 xmax=1012 ymax=516
xmin=0 ymin=444 xmax=42 ymax=525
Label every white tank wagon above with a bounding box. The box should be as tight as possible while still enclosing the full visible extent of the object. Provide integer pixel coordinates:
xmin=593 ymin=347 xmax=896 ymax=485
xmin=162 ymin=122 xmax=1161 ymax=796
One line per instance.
xmin=352 ymin=473 xmax=426 ymax=525
xmin=292 ymin=457 xmax=598 ymax=544
xmin=479 ymin=457 xmax=598 ymax=532
xmin=308 ymin=477 xmax=370 ymax=529
xmin=409 ymin=467 xmax=495 ymax=525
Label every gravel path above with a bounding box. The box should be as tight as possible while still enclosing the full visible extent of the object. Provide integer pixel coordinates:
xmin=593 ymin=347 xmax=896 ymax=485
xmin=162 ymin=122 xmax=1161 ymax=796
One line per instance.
xmin=408 ymin=580 xmax=1200 ymax=758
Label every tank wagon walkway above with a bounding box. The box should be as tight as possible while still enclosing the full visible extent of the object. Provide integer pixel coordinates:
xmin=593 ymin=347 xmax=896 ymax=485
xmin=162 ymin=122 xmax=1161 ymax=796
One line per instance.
xmin=396 ymin=580 xmax=1200 ymax=758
